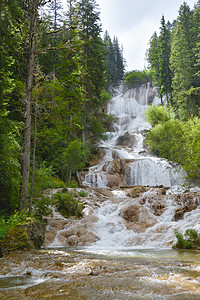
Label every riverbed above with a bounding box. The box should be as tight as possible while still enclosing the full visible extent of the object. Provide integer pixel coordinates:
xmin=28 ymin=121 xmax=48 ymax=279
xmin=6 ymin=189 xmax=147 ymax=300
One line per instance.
xmin=0 ymin=247 xmax=200 ymax=299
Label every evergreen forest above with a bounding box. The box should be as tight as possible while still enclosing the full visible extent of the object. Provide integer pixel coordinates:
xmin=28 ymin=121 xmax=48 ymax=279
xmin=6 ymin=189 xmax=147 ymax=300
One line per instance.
xmin=0 ymin=0 xmax=125 ymax=215
xmin=144 ymin=1 xmax=200 ymax=184
xmin=1 ymin=0 xmax=200 ymax=223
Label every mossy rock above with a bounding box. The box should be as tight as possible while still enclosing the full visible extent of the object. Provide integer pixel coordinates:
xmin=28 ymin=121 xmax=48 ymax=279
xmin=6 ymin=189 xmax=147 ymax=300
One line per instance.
xmin=127 ymin=186 xmax=147 ymax=198
xmin=0 ymin=218 xmax=45 ymax=255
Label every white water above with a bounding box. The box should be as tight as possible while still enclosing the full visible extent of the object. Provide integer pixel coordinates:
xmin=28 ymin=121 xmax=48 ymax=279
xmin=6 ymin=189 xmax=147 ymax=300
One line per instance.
xmin=82 ymin=84 xmax=200 ymax=250
xmin=86 ymin=187 xmax=200 ymax=250
xmin=83 ymin=83 xmax=185 ymax=188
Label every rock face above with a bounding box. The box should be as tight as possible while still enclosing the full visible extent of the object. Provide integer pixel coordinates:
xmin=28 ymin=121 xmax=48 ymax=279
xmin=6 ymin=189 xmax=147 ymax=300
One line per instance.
xmin=0 ymin=218 xmax=45 ymax=255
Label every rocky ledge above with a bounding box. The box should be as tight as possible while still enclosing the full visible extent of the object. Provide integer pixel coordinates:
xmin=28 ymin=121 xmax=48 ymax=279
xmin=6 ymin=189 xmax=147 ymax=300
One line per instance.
xmin=0 ymin=218 xmax=45 ymax=256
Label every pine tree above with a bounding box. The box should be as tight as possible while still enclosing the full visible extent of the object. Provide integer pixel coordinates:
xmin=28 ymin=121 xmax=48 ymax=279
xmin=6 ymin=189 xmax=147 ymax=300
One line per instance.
xmin=77 ymin=0 xmax=106 ymax=142
xmin=170 ymin=2 xmax=199 ymax=118
xmin=146 ymin=16 xmax=172 ymax=104
xmin=157 ymin=16 xmax=172 ymax=104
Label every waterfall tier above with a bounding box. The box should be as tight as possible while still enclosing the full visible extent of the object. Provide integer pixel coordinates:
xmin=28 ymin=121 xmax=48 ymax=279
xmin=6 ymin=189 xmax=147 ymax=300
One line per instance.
xmin=83 ymin=83 xmax=185 ymax=188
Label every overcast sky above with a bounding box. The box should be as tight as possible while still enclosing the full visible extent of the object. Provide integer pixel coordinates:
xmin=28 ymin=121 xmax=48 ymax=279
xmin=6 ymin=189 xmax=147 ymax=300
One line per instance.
xmin=95 ymin=0 xmax=197 ymax=71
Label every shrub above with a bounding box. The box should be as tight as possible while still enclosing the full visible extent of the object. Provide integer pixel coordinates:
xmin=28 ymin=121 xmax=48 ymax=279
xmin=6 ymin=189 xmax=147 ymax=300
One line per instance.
xmin=144 ymin=104 xmax=170 ymax=127
xmin=78 ymin=191 xmax=88 ymax=197
xmin=124 ymin=70 xmax=152 ymax=87
xmin=173 ymin=229 xmax=200 ymax=249
xmin=0 ymin=211 xmax=28 ymax=241
xmin=53 ymin=191 xmax=84 ymax=218
xmin=32 ymin=162 xmax=65 ymax=197
xmin=32 ymin=197 xmax=52 ymax=220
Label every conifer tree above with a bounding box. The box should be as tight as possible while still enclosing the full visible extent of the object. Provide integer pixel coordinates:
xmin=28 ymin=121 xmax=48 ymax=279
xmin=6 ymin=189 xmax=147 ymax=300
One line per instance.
xmin=0 ymin=0 xmax=23 ymax=212
xmin=77 ymin=0 xmax=106 ymax=142
xmin=170 ymin=2 xmax=199 ymax=118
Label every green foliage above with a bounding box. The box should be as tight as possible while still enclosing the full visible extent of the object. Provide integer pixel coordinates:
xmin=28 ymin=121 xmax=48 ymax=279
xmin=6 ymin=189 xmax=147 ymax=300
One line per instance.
xmin=145 ymin=118 xmax=185 ymax=162
xmin=32 ymin=162 xmax=65 ymax=198
xmin=144 ymin=104 xmax=170 ymax=127
xmin=147 ymin=3 xmax=200 ymax=115
xmin=103 ymin=31 xmax=125 ymax=90
xmin=60 ymin=139 xmax=90 ymax=180
xmin=32 ymin=197 xmax=52 ymax=220
xmin=124 ymin=70 xmax=152 ymax=87
xmin=78 ymin=191 xmax=88 ymax=197
xmin=52 ymin=191 xmax=85 ymax=218
xmin=146 ymin=113 xmax=200 ymax=183
xmin=173 ymin=229 xmax=200 ymax=249
xmin=0 ymin=211 xmax=28 ymax=241
xmin=0 ymin=120 xmax=21 ymax=214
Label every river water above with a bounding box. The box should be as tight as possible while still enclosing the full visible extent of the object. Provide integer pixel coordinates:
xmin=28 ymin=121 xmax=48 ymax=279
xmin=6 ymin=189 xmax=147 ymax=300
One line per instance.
xmin=0 ymin=84 xmax=200 ymax=299
xmin=0 ymin=248 xmax=200 ymax=299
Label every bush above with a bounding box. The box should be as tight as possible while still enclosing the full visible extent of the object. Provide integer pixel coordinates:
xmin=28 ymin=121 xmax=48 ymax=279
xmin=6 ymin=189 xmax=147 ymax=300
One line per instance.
xmin=124 ymin=70 xmax=152 ymax=87
xmin=144 ymin=104 xmax=170 ymax=127
xmin=32 ymin=197 xmax=52 ymax=220
xmin=53 ymin=191 xmax=85 ymax=218
xmin=145 ymin=113 xmax=200 ymax=183
xmin=78 ymin=191 xmax=88 ymax=197
xmin=32 ymin=162 xmax=65 ymax=197
xmin=145 ymin=119 xmax=185 ymax=162
xmin=0 ymin=211 xmax=28 ymax=241
xmin=173 ymin=229 xmax=200 ymax=249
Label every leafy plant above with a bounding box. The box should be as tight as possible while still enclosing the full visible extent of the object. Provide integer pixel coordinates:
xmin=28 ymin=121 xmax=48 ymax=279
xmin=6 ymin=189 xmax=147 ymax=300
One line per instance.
xmin=32 ymin=197 xmax=52 ymax=220
xmin=124 ymin=70 xmax=152 ymax=87
xmin=53 ymin=191 xmax=85 ymax=218
xmin=32 ymin=162 xmax=65 ymax=198
xmin=0 ymin=211 xmax=28 ymax=241
xmin=78 ymin=191 xmax=88 ymax=197
xmin=144 ymin=104 xmax=170 ymax=127
xmin=173 ymin=229 xmax=200 ymax=249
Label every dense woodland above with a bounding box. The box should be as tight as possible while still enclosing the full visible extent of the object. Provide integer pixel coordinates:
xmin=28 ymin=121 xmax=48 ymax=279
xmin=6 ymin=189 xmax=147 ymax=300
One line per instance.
xmin=144 ymin=1 xmax=200 ymax=185
xmin=0 ymin=0 xmax=125 ymax=215
xmin=0 ymin=0 xmax=200 ymax=223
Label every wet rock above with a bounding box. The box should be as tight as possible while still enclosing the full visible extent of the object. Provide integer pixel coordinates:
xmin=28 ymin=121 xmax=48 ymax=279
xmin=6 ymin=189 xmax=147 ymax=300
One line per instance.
xmin=120 ymin=204 xmax=140 ymax=222
xmin=116 ymin=132 xmax=136 ymax=148
xmin=0 ymin=218 xmax=45 ymax=255
xmin=148 ymin=200 xmax=166 ymax=216
xmin=174 ymin=208 xmax=184 ymax=221
xmin=67 ymin=235 xmax=79 ymax=246
xmin=119 ymin=203 xmax=157 ymax=232
xmin=106 ymin=174 xmax=120 ymax=188
xmin=126 ymin=186 xmax=147 ymax=198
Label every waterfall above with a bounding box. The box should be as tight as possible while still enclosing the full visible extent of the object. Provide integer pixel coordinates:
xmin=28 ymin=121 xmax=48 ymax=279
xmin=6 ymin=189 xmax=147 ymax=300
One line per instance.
xmin=83 ymin=83 xmax=185 ymax=188
xmin=81 ymin=83 xmax=200 ymax=250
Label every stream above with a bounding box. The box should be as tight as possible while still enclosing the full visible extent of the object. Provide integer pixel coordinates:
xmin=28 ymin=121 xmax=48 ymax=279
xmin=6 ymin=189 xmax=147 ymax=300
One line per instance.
xmin=0 ymin=248 xmax=200 ymax=299
xmin=1 ymin=84 xmax=200 ymax=299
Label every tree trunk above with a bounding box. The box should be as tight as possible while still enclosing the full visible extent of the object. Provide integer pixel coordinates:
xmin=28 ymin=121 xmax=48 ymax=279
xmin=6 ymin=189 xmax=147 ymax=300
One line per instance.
xmin=20 ymin=0 xmax=38 ymax=210
xmin=30 ymin=101 xmax=38 ymax=200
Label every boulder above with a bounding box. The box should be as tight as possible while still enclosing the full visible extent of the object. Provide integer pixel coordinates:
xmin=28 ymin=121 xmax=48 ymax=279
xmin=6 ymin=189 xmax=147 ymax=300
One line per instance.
xmin=119 ymin=204 xmax=157 ymax=232
xmin=0 ymin=218 xmax=45 ymax=255
xmin=174 ymin=208 xmax=184 ymax=221
xmin=116 ymin=132 xmax=136 ymax=148
xmin=126 ymin=186 xmax=147 ymax=198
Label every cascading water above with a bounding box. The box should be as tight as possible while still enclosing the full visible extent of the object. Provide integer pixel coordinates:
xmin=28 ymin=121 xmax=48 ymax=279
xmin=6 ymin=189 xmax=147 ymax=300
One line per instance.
xmin=83 ymin=83 xmax=185 ymax=188
xmin=82 ymin=83 xmax=200 ymax=250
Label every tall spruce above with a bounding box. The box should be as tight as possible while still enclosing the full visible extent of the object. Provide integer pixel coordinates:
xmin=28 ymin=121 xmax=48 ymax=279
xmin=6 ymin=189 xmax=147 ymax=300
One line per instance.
xmin=146 ymin=16 xmax=172 ymax=104
xmin=20 ymin=0 xmax=49 ymax=210
xmin=103 ymin=31 xmax=125 ymax=91
xmin=170 ymin=2 xmax=198 ymax=118
xmin=77 ymin=0 xmax=106 ymax=142
xmin=158 ymin=16 xmax=172 ymax=104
